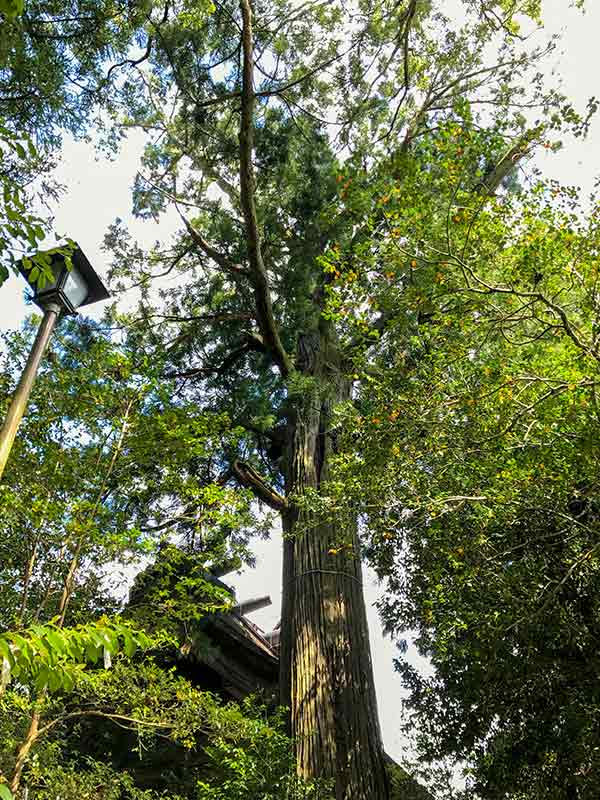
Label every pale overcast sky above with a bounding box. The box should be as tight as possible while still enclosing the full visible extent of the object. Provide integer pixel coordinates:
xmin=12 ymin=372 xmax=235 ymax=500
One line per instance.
xmin=1 ymin=0 xmax=599 ymax=767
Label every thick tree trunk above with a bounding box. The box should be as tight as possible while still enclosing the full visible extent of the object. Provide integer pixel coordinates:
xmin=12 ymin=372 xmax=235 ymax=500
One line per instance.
xmin=279 ymin=329 xmax=390 ymax=800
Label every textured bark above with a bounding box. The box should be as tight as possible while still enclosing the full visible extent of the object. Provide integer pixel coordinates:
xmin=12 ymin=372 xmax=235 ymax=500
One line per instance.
xmin=280 ymin=328 xmax=390 ymax=800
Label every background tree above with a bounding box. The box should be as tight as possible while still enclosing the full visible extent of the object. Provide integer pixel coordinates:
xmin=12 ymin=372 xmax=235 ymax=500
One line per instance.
xmin=0 ymin=319 xmax=277 ymax=798
xmin=321 ymin=114 xmax=600 ymax=798
xmin=0 ymin=318 xmax=263 ymax=631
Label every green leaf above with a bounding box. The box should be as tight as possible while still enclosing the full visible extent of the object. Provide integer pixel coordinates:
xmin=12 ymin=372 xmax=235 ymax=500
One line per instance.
xmin=122 ymin=629 xmax=137 ymax=658
xmin=0 ymin=639 xmax=11 ymax=663
xmin=0 ymin=0 xmax=24 ymax=19
xmin=44 ymin=629 xmax=67 ymax=657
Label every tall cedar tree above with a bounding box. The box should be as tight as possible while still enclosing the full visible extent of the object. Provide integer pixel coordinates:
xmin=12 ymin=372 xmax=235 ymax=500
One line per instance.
xmin=1 ymin=0 xmax=563 ymax=796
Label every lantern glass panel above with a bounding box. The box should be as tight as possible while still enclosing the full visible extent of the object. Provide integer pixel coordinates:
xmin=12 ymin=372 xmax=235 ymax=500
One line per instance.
xmin=62 ymin=266 xmax=88 ymax=309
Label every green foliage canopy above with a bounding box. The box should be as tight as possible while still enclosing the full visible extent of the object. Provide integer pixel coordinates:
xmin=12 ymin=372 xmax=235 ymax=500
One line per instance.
xmin=320 ymin=115 xmax=600 ymax=797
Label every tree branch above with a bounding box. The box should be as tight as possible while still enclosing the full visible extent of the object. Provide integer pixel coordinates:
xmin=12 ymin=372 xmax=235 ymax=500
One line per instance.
xmin=106 ymin=36 xmax=154 ymax=83
xmin=475 ymin=130 xmax=538 ymax=196
xmin=38 ymin=709 xmax=175 ymax=738
xmin=165 ymin=333 xmax=265 ymax=380
xmin=400 ymin=54 xmax=539 ymax=151
xmin=239 ymin=0 xmax=292 ymax=378
xmin=232 ymin=459 xmax=287 ymax=510
xmin=216 ymin=333 xmax=266 ymax=375
xmin=379 ymin=0 xmax=418 ymax=141
xmin=188 ymin=50 xmax=349 ymax=111
xmin=192 ymin=152 xmax=240 ymax=209
xmin=180 ymin=213 xmax=251 ymax=278
xmin=122 ymin=246 xmax=192 ymax=291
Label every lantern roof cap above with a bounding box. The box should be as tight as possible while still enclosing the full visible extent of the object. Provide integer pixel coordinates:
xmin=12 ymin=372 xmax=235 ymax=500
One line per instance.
xmin=18 ymin=244 xmax=110 ymax=310
xmin=67 ymin=246 xmax=110 ymax=308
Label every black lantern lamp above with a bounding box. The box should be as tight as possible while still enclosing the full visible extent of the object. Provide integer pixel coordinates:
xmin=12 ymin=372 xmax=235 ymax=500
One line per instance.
xmin=19 ymin=245 xmax=110 ymax=315
xmin=1 ymin=245 xmax=110 ymax=480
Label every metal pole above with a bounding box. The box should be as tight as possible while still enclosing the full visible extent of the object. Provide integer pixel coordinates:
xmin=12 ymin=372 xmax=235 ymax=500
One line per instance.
xmin=0 ymin=304 xmax=60 ymax=481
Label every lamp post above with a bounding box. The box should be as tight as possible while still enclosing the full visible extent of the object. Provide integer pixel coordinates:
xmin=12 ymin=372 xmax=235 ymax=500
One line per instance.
xmin=0 ymin=246 xmax=110 ymax=480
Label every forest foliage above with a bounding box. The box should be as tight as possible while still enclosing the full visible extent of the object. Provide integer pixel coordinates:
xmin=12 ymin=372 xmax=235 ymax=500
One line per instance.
xmin=0 ymin=0 xmax=598 ymax=798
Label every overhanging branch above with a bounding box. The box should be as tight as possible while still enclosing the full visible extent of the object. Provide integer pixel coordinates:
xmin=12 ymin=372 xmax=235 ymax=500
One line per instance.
xmin=232 ymin=459 xmax=287 ymax=511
